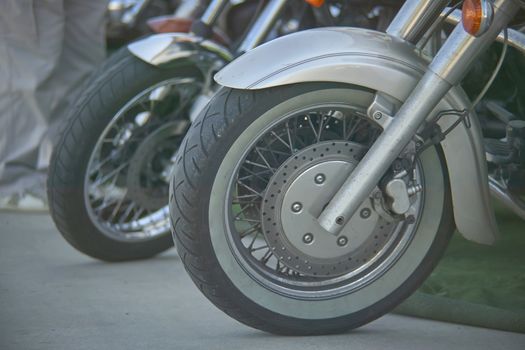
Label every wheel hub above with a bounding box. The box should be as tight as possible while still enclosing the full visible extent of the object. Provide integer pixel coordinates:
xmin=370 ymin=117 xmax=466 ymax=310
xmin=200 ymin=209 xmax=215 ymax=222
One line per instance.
xmin=127 ymin=121 xmax=187 ymax=210
xmin=261 ymin=141 xmax=395 ymax=277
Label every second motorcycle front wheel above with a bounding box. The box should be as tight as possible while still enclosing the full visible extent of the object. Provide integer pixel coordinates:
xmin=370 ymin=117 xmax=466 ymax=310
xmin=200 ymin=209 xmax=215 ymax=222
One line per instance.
xmin=170 ymin=83 xmax=455 ymax=335
xmin=48 ymin=46 xmax=204 ymax=261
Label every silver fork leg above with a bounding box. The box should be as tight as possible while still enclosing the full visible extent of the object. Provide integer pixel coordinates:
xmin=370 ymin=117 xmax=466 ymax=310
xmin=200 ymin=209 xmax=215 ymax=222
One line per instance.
xmin=318 ymin=0 xmax=521 ymax=235
xmin=200 ymin=0 xmax=229 ymax=26
xmin=237 ymin=0 xmax=289 ymax=53
xmin=387 ymin=0 xmax=449 ymax=44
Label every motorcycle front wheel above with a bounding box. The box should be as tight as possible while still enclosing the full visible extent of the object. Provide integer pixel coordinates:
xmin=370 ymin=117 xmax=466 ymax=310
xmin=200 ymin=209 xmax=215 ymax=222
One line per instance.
xmin=170 ymin=83 xmax=455 ymax=335
xmin=48 ymin=46 xmax=204 ymax=261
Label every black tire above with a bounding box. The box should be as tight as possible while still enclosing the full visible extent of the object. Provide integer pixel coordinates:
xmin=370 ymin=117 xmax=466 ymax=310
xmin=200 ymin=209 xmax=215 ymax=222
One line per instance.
xmin=169 ymin=84 xmax=455 ymax=335
xmin=48 ymin=46 xmax=202 ymax=261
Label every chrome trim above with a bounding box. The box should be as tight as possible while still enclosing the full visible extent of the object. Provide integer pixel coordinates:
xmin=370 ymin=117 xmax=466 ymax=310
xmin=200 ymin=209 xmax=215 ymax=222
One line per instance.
xmin=123 ymin=0 xmax=151 ymax=26
xmin=200 ymin=0 xmax=229 ymax=26
xmin=237 ymin=0 xmax=288 ymax=53
xmin=489 ymin=177 xmax=525 ymax=221
xmin=128 ymin=33 xmax=234 ymax=66
xmin=215 ymin=27 xmax=499 ymax=244
xmin=108 ymin=0 xmax=151 ymax=28
xmin=387 ymin=0 xmax=449 ymax=43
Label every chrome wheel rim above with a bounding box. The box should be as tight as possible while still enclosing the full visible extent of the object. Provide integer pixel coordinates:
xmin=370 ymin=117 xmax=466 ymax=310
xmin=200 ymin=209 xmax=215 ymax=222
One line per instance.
xmin=84 ymin=77 xmax=201 ymax=242
xmin=223 ymin=103 xmax=425 ymax=299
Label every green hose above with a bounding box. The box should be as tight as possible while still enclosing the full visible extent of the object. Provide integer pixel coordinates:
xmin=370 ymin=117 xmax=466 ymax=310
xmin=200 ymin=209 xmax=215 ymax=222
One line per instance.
xmin=395 ymin=292 xmax=525 ymax=334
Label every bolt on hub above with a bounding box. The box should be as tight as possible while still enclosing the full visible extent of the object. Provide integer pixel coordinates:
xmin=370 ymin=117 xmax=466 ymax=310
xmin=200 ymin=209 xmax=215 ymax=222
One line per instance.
xmin=337 ymin=236 xmax=348 ymax=246
xmin=302 ymin=233 xmax=314 ymax=244
xmin=314 ymin=173 xmax=325 ymax=184
xmin=291 ymin=202 xmax=302 ymax=213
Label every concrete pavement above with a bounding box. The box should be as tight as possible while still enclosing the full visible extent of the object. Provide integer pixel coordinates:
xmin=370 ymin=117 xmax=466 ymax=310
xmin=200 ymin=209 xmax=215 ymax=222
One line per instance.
xmin=1 ymin=211 xmax=524 ymax=350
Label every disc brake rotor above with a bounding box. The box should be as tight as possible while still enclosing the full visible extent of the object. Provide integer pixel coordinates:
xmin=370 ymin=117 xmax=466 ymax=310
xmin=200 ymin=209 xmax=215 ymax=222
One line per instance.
xmin=262 ymin=141 xmax=395 ymax=277
xmin=127 ymin=120 xmax=188 ymax=210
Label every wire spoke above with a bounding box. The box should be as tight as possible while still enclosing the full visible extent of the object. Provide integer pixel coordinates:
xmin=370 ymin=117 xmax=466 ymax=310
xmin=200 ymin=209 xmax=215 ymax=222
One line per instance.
xmin=107 ymin=190 xmax=128 ymax=223
xmin=342 ymin=115 xmax=347 ymax=139
xmin=93 ymin=197 xmax=119 ymax=215
xmin=285 ymin=121 xmax=295 ymax=153
xmin=345 ymin=117 xmax=361 ymax=140
xmin=131 ymin=207 xmax=146 ymax=221
xmin=256 ymin=147 xmax=290 ymax=157
xmin=91 ymin=161 xmax=129 ymax=189
xmin=270 ymin=131 xmax=293 ymax=152
xmin=118 ymin=202 xmax=136 ymax=224
xmin=261 ymin=249 xmax=273 ymax=264
xmin=236 ymin=180 xmax=264 ymax=198
xmin=306 ymin=115 xmax=319 ymax=139
xmin=291 ymin=117 xmax=307 ymax=148
xmin=236 ymin=217 xmax=261 ymax=224
xmin=247 ymin=231 xmax=260 ymax=250
xmin=234 ymin=204 xmax=254 ymax=219
xmin=232 ymin=199 xmax=260 ymax=205
xmin=239 ymin=223 xmax=261 ymax=238
xmin=317 ymin=113 xmax=326 ymax=142
xmin=238 ymin=168 xmax=273 ymax=182
xmin=244 ymin=160 xmax=276 ymax=173
xmin=250 ymin=245 xmax=269 ymax=253
xmin=234 ymin=194 xmax=261 ymax=200
xmin=255 ymin=147 xmax=276 ymax=174
xmin=89 ymin=152 xmax=119 ymax=176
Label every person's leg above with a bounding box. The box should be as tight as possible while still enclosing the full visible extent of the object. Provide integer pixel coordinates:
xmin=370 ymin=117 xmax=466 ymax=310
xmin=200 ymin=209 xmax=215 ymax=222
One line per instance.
xmin=40 ymin=0 xmax=107 ymax=159
xmin=0 ymin=0 xmax=65 ymax=206
xmin=0 ymin=0 xmax=106 ymax=209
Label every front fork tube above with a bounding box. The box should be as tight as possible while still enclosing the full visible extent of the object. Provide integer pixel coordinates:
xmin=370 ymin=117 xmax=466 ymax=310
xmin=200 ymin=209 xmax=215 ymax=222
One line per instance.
xmin=318 ymin=0 xmax=521 ymax=235
xmin=200 ymin=0 xmax=229 ymax=26
xmin=236 ymin=0 xmax=288 ymax=54
xmin=386 ymin=0 xmax=449 ymax=44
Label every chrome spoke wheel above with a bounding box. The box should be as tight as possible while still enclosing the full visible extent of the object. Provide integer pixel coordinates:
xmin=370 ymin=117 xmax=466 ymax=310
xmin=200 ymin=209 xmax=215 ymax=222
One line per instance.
xmin=170 ymin=85 xmax=453 ymax=332
xmin=84 ymin=78 xmax=201 ymax=242
xmin=225 ymin=105 xmax=424 ymax=299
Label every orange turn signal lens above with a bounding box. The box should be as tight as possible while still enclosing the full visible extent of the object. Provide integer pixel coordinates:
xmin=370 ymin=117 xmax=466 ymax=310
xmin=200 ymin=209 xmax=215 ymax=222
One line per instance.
xmin=462 ymin=0 xmax=493 ymax=37
xmin=305 ymin=0 xmax=325 ymax=8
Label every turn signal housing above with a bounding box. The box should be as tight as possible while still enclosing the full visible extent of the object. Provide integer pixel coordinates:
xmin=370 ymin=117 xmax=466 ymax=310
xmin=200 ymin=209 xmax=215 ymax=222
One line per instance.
xmin=305 ymin=0 xmax=325 ymax=7
xmin=462 ymin=0 xmax=494 ymax=37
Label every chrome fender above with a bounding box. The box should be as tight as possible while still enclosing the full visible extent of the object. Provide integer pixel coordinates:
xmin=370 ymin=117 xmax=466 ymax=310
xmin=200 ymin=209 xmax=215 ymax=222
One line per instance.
xmin=215 ymin=27 xmax=498 ymax=244
xmin=128 ymin=33 xmax=234 ymax=68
